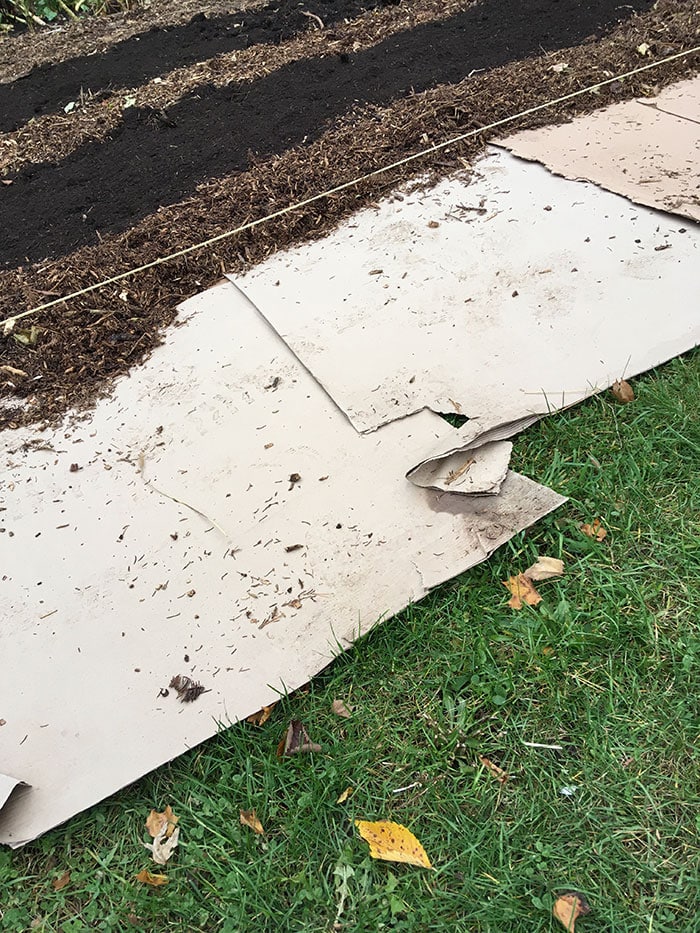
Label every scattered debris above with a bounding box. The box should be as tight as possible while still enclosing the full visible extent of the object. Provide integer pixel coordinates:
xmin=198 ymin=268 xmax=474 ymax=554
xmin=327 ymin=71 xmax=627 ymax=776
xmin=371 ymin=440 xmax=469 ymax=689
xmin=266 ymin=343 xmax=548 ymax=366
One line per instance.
xmin=559 ymin=785 xmax=579 ymax=797
xmin=0 ymin=365 xmax=27 ymax=378
xmin=444 ymin=457 xmax=475 ymax=485
xmin=553 ymin=891 xmax=591 ymax=931
xmin=355 ymin=819 xmax=432 ymax=869
xmin=478 ymin=755 xmax=508 ymax=784
xmin=522 ymin=741 xmax=563 ymax=750
xmin=524 ymin=556 xmax=564 ymax=581
xmin=239 ymin=809 xmax=265 ymax=835
xmin=503 ymin=573 xmax=542 ymax=609
xmin=169 ymin=674 xmax=208 ymax=703
xmin=549 ymin=62 xmax=569 ymax=72
xmin=611 ymin=379 xmax=635 ymax=403
xmin=580 ymin=518 xmax=607 ymax=541
xmin=277 ymin=720 xmax=322 ymax=757
xmin=332 ymin=699 xmax=352 ymax=719
xmin=134 ymin=870 xmax=168 ymax=887
xmin=636 ymin=41 xmax=651 ymax=56
xmin=288 ymin=472 xmax=302 ymax=490
xmin=246 ymin=704 xmax=276 ymax=726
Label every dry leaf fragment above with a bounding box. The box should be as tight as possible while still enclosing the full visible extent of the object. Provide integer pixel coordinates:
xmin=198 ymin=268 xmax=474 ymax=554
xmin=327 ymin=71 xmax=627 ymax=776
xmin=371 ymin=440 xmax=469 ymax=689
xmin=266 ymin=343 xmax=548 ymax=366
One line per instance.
xmin=524 ymin=556 xmax=565 ymax=582
xmin=581 ymin=518 xmax=607 ymax=541
xmin=146 ymin=805 xmax=179 ymax=839
xmin=611 ymin=379 xmax=634 ymax=403
xmin=0 ymin=364 xmax=28 ymax=378
xmin=478 ymin=755 xmax=508 ymax=784
xmin=337 ymin=787 xmax=354 ymax=804
xmin=169 ymin=674 xmax=208 ymax=702
xmin=135 ymin=869 xmax=169 ymax=887
xmin=144 ymin=825 xmax=180 ymax=865
xmin=636 ymin=41 xmax=651 ymax=56
xmin=246 ymin=703 xmax=275 ymax=726
xmin=503 ymin=573 xmax=542 ymax=609
xmin=355 ymin=820 xmax=432 ymax=869
xmin=549 ymin=61 xmax=569 ymax=72
xmin=240 ymin=809 xmax=265 ymax=835
xmin=52 ymin=871 xmax=71 ymax=892
xmin=277 ymin=719 xmax=322 ymax=757
xmin=332 ymin=699 xmax=352 ymax=719
xmin=553 ymin=891 xmax=591 ymax=931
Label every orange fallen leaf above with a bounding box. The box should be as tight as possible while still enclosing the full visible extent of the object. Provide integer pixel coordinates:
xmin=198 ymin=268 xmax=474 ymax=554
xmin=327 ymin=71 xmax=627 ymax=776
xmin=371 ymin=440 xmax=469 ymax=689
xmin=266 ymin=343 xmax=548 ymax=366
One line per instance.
xmin=581 ymin=518 xmax=607 ymax=541
xmin=52 ymin=870 xmax=71 ymax=892
xmin=478 ymin=755 xmax=508 ymax=784
xmin=611 ymin=379 xmax=634 ymax=403
xmin=146 ymin=805 xmax=179 ymax=839
xmin=332 ymin=699 xmax=352 ymax=719
xmin=553 ymin=891 xmax=591 ymax=931
xmin=135 ymin=869 xmax=168 ymax=887
xmin=503 ymin=573 xmax=542 ymax=609
xmin=239 ymin=809 xmax=265 ymax=835
xmin=355 ymin=820 xmax=432 ymax=869
xmin=337 ymin=787 xmax=354 ymax=804
xmin=246 ymin=704 xmax=275 ymax=726
xmin=524 ymin=556 xmax=564 ymax=582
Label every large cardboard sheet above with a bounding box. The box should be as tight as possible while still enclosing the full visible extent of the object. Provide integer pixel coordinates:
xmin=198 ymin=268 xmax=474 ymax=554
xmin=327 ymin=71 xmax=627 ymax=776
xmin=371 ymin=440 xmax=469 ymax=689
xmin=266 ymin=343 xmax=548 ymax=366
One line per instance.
xmin=499 ymin=76 xmax=700 ymax=222
xmin=231 ymin=149 xmax=699 ymax=446
xmin=0 ymin=281 xmax=563 ymax=846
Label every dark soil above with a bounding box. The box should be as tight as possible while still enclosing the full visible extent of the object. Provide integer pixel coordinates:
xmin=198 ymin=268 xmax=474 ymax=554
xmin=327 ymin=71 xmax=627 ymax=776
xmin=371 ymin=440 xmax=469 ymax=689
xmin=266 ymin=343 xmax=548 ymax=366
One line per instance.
xmin=0 ymin=0 xmax=696 ymax=430
xmin=0 ymin=0 xmax=654 ymax=267
xmin=0 ymin=0 xmax=399 ymax=131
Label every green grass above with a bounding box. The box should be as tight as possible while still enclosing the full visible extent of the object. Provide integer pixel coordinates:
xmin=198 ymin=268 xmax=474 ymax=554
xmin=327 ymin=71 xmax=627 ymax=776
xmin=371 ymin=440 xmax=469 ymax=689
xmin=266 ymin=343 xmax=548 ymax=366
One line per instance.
xmin=2 ymin=350 xmax=699 ymax=932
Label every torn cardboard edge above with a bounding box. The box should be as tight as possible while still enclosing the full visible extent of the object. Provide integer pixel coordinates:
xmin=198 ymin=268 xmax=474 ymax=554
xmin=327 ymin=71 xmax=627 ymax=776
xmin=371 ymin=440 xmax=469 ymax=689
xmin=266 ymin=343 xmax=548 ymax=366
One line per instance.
xmin=0 ymin=774 xmax=29 ymax=814
xmin=498 ymin=75 xmax=700 ymax=222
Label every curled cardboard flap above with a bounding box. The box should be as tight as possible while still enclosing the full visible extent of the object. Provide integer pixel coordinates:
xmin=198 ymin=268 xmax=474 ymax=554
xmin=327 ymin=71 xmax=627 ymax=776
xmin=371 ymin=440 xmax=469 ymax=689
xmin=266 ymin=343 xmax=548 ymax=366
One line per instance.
xmin=0 ymin=774 xmax=29 ymax=813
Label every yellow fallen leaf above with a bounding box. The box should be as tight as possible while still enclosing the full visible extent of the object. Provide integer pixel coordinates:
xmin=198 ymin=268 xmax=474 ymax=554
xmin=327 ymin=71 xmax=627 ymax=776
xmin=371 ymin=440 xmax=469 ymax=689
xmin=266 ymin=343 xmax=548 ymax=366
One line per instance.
xmin=246 ymin=703 xmax=275 ymax=726
xmin=332 ymin=699 xmax=352 ymax=719
xmin=52 ymin=870 xmax=71 ymax=891
xmin=581 ymin=518 xmax=607 ymax=542
xmin=135 ymin=869 xmax=169 ymax=887
xmin=611 ymin=379 xmax=635 ymax=403
xmin=525 ymin=556 xmax=564 ymax=582
xmin=337 ymin=787 xmax=354 ymax=804
xmin=553 ymin=891 xmax=591 ymax=931
xmin=146 ymin=805 xmax=179 ymax=839
xmin=355 ymin=820 xmax=432 ymax=869
xmin=503 ymin=573 xmax=542 ymax=609
xmin=240 ymin=809 xmax=265 ymax=835
xmin=478 ymin=755 xmax=508 ymax=784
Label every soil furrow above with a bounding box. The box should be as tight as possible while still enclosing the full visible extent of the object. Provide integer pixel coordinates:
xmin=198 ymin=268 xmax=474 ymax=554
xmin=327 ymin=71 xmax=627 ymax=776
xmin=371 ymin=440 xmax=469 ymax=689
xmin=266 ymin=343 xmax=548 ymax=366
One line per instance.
xmin=0 ymin=0 xmax=474 ymax=176
xmin=1 ymin=0 xmax=654 ymax=267
xmin=0 ymin=0 xmax=696 ymax=430
xmin=0 ymin=0 xmax=399 ymax=132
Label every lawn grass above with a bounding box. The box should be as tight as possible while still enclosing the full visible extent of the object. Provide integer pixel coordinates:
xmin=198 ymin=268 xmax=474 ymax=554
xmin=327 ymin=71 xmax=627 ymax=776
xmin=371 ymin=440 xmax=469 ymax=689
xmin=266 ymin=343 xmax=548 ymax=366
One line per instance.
xmin=1 ymin=349 xmax=698 ymax=932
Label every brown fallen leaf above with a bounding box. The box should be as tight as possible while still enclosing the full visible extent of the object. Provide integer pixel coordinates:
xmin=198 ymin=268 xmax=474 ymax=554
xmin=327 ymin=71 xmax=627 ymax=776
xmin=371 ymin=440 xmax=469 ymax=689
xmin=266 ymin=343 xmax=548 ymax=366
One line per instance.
xmin=524 ymin=556 xmax=565 ymax=582
xmin=146 ymin=805 xmax=179 ymax=839
xmin=355 ymin=820 xmax=432 ymax=869
xmin=239 ymin=809 xmax=265 ymax=835
xmin=332 ymin=699 xmax=352 ymax=719
xmin=246 ymin=704 xmax=275 ymax=727
xmin=581 ymin=518 xmax=607 ymax=542
xmin=135 ymin=869 xmax=168 ymax=887
xmin=337 ymin=787 xmax=354 ymax=804
xmin=611 ymin=379 xmax=634 ymax=403
xmin=503 ymin=573 xmax=542 ymax=609
xmin=52 ymin=870 xmax=71 ymax=892
xmin=478 ymin=755 xmax=508 ymax=784
xmin=277 ymin=719 xmax=322 ymax=757
xmin=553 ymin=891 xmax=591 ymax=931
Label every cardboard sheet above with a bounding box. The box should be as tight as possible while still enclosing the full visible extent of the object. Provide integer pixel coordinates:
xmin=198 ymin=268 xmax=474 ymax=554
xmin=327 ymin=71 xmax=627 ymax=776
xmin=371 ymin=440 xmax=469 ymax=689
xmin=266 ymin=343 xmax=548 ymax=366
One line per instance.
xmin=0 ymin=281 xmax=564 ymax=846
xmin=499 ymin=76 xmax=700 ymax=222
xmin=231 ymin=148 xmax=699 ymax=448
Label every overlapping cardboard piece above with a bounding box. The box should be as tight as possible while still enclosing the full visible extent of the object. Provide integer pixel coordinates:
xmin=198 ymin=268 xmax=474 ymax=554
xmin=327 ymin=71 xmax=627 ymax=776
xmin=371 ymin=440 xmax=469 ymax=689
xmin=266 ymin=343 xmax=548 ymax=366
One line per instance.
xmin=0 ymin=281 xmax=563 ymax=846
xmin=231 ymin=148 xmax=699 ymax=462
xmin=499 ymin=76 xmax=700 ymax=222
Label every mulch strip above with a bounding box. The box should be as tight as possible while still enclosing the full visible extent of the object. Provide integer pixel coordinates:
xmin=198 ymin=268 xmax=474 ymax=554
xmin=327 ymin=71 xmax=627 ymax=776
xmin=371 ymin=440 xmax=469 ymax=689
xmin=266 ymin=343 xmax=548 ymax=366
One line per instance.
xmin=0 ymin=0 xmax=697 ymax=430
